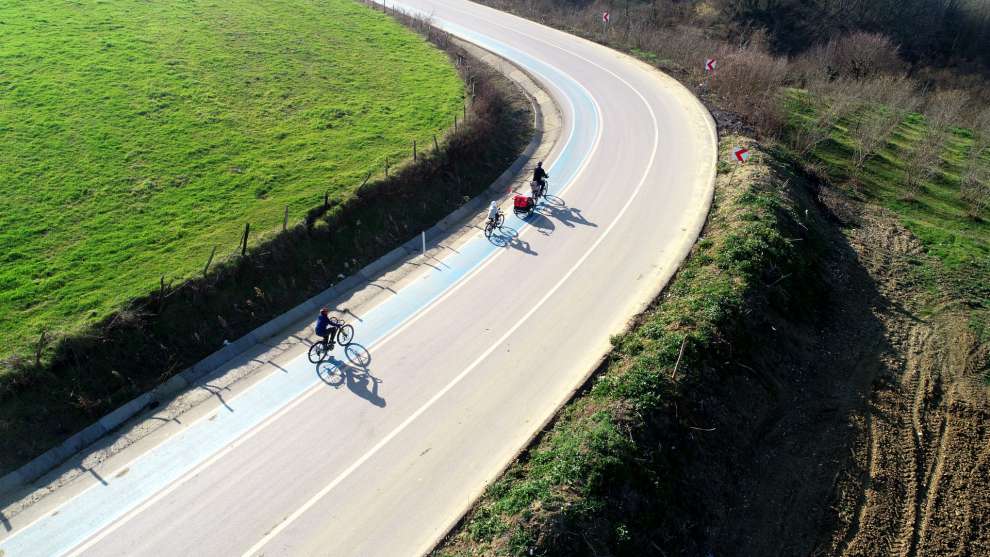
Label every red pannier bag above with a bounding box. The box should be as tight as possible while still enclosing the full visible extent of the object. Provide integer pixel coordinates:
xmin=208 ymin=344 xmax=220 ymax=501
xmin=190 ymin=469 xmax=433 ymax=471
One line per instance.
xmin=513 ymin=195 xmax=530 ymax=209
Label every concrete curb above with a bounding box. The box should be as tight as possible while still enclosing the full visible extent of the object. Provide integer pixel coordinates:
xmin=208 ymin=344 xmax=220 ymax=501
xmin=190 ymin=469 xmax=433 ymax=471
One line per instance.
xmin=0 ymin=37 xmax=554 ymax=501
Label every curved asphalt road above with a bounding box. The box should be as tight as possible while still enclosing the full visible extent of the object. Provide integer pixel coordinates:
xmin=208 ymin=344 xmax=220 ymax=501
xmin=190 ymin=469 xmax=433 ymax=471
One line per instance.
xmin=0 ymin=1 xmax=716 ymax=555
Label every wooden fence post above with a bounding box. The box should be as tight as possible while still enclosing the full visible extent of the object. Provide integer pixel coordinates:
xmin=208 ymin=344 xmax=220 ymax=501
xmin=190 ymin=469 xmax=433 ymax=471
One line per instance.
xmin=413 ymin=140 xmax=417 ymax=162
xmin=203 ymin=245 xmax=217 ymax=277
xmin=241 ymin=223 xmax=250 ymax=256
xmin=385 ymin=156 xmax=389 ymax=177
xmin=34 ymin=329 xmax=49 ymax=367
xmin=283 ymin=206 xmax=289 ymax=231
xmin=454 ymin=115 xmax=458 ymax=132
xmin=433 ymin=134 xmax=439 ymax=152
xmin=324 ymin=192 xmax=329 ymax=208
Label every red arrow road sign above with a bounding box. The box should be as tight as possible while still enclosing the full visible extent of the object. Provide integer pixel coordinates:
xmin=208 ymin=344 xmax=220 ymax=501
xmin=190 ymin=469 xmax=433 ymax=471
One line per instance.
xmin=602 ymin=11 xmax=609 ymax=23
xmin=705 ymin=58 xmax=717 ymax=72
xmin=733 ymin=147 xmax=751 ymax=162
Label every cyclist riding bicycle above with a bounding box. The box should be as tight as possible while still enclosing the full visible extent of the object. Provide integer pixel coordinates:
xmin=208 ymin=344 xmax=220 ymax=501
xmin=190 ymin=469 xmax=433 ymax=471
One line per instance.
xmin=487 ymin=200 xmax=500 ymax=223
xmin=533 ymin=161 xmax=549 ymax=188
xmin=315 ymin=307 xmax=338 ymax=349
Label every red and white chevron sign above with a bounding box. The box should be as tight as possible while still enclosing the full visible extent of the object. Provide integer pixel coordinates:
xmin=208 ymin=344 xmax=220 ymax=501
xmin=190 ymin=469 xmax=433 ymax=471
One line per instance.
xmin=705 ymin=58 xmax=717 ymax=72
xmin=602 ymin=11 xmax=609 ymax=23
xmin=733 ymin=147 xmax=751 ymax=162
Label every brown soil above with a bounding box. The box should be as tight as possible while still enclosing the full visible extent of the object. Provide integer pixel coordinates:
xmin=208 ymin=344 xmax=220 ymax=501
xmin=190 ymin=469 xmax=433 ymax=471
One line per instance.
xmin=676 ymin=179 xmax=990 ymax=556
xmin=815 ymin=203 xmax=990 ymax=557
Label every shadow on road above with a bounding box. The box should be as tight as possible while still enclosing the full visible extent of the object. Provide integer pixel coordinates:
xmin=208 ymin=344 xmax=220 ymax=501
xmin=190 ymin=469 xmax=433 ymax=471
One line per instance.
xmin=528 ymin=211 xmax=556 ymax=236
xmin=316 ymin=343 xmax=384 ymax=408
xmin=488 ymin=225 xmax=517 ymax=247
xmin=488 ymin=225 xmax=538 ymax=255
xmin=539 ymin=200 xmax=596 ymax=229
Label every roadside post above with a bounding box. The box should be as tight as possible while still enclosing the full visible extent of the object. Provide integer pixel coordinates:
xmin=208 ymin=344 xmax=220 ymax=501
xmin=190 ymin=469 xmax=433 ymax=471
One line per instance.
xmin=729 ymin=145 xmax=750 ymax=187
xmin=704 ymin=57 xmax=717 ymax=90
xmin=240 ymin=223 xmax=250 ymax=256
xmin=601 ymin=10 xmax=609 ymax=41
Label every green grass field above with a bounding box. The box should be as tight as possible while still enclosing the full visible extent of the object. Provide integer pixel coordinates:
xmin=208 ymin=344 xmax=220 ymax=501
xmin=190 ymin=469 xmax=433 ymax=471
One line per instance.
xmin=785 ymin=91 xmax=990 ymax=318
xmin=0 ymin=0 xmax=463 ymax=361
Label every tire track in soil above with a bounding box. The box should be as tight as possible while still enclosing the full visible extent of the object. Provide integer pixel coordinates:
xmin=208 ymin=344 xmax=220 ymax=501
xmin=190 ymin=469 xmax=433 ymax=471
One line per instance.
xmin=956 ymin=442 xmax=990 ymax=556
xmin=833 ymin=406 xmax=876 ymax=557
xmin=917 ymin=418 xmax=950 ymax=552
xmin=807 ymin=195 xmax=989 ymax=557
xmin=892 ymin=326 xmax=927 ymax=557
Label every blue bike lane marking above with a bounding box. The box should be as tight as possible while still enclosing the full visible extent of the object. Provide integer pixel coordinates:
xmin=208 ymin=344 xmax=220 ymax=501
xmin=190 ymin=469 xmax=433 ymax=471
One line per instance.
xmin=0 ymin=19 xmax=599 ymax=557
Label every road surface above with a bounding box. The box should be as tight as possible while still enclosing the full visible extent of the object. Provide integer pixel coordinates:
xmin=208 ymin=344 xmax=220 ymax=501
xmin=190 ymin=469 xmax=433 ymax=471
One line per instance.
xmin=0 ymin=1 xmax=716 ymax=555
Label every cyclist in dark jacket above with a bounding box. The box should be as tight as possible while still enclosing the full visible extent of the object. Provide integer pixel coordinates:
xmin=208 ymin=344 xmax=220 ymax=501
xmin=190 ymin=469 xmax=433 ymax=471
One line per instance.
xmin=315 ymin=307 xmax=336 ymax=348
xmin=532 ymin=161 xmax=548 ymax=186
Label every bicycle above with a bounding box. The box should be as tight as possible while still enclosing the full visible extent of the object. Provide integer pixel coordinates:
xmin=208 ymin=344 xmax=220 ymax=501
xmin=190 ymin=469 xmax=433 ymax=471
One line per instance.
xmin=530 ymin=178 xmax=548 ymax=203
xmin=484 ymin=207 xmax=504 ymax=238
xmin=308 ymin=316 xmax=355 ymax=363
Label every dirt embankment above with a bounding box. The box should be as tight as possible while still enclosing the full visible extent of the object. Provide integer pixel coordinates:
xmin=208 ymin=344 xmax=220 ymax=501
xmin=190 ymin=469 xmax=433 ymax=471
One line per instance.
xmin=636 ymin=161 xmax=990 ymax=556
xmin=815 ymin=198 xmax=990 ymax=557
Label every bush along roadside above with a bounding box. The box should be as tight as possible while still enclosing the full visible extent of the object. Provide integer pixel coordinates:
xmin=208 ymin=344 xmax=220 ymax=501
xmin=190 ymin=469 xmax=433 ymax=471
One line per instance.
xmin=0 ymin=34 xmax=533 ymax=476
xmin=433 ymin=136 xmax=825 ymax=556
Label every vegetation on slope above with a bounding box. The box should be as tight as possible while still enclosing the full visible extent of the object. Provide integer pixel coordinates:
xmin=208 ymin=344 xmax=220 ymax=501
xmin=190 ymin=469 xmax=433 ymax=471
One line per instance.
xmin=439 ymin=1 xmax=990 ymax=554
xmin=0 ymin=0 xmax=463 ymax=360
xmin=435 ymin=138 xmax=819 ymax=555
xmin=786 ymin=91 xmax=990 ymax=334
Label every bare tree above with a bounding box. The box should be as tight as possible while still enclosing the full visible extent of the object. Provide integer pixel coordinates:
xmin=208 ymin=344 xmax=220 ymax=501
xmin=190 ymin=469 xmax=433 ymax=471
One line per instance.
xmin=901 ymin=89 xmax=969 ymax=197
xmin=961 ymin=108 xmax=990 ymax=217
xmin=848 ymin=75 xmax=919 ymax=173
xmin=790 ymin=77 xmax=860 ymax=155
xmin=708 ymin=45 xmax=791 ymax=136
xmin=819 ymin=31 xmax=906 ymax=79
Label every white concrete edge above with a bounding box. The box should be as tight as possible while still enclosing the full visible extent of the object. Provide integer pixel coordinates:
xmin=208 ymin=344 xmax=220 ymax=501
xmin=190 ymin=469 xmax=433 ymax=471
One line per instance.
xmin=0 ymin=37 xmax=555 ymax=501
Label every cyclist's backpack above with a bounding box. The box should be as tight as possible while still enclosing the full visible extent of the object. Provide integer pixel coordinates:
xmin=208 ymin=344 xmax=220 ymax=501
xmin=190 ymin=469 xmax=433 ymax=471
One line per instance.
xmin=513 ymin=194 xmax=530 ymax=208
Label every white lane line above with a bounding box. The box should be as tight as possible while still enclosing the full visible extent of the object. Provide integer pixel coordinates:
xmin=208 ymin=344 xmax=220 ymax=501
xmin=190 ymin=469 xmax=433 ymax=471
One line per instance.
xmin=241 ymin=48 xmax=662 ymax=557
xmin=54 ymin=43 xmax=604 ymax=557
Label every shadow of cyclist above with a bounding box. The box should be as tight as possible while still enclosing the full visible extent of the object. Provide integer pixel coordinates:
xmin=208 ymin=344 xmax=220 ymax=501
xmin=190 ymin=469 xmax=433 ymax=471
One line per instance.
xmin=316 ymin=343 xmax=384 ymax=408
xmin=489 ymin=225 xmax=518 ymax=247
xmin=528 ymin=210 xmax=556 ymax=237
xmin=545 ymin=203 xmax=596 ymax=229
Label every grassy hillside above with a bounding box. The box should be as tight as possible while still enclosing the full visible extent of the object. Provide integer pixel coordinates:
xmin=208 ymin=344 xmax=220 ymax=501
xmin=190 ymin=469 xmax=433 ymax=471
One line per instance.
xmin=0 ymin=0 xmax=463 ymax=361
xmin=786 ymin=92 xmax=990 ymax=332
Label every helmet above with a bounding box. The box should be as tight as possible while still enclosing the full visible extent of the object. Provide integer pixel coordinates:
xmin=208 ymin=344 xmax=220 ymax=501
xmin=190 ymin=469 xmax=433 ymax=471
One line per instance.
xmin=320 ymin=307 xmax=329 ymax=316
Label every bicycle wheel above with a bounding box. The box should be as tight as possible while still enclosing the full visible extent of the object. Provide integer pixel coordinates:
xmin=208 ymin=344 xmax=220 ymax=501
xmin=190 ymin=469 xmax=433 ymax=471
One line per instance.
xmin=336 ymin=324 xmax=355 ymax=346
xmin=308 ymin=341 xmax=328 ymax=363
xmin=484 ymin=220 xmax=495 ymax=238
xmin=496 ymin=212 xmax=504 ymax=228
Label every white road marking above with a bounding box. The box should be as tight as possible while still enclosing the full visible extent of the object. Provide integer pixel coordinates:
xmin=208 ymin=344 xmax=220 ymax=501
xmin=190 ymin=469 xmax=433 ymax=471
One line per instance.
xmin=56 ymin=38 xmax=606 ymax=557
xmin=240 ymin=43 xmax=661 ymax=557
